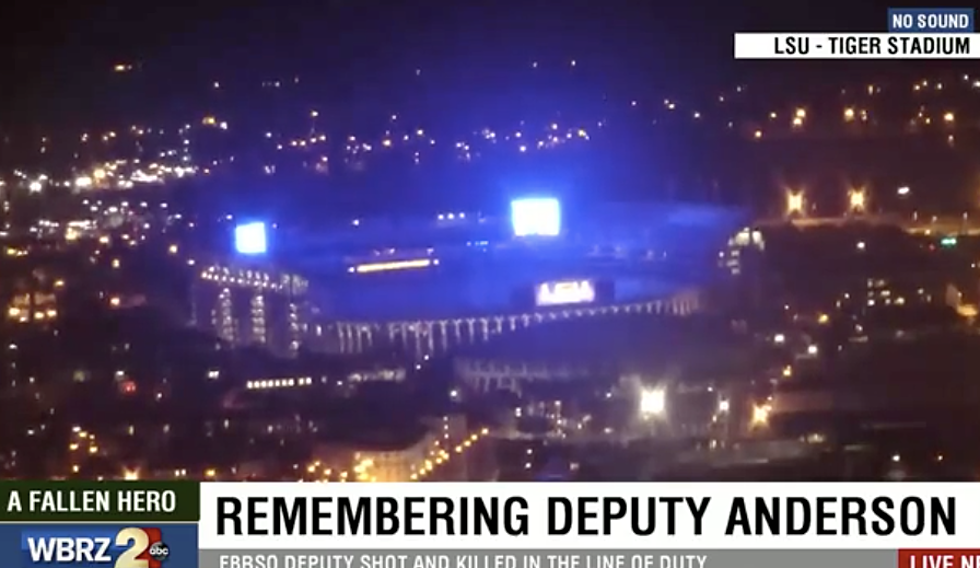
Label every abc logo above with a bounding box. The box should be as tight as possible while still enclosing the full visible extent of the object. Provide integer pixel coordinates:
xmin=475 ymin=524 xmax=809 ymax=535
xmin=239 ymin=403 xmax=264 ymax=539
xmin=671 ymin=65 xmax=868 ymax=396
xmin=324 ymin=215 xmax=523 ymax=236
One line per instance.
xmin=148 ymin=542 xmax=170 ymax=563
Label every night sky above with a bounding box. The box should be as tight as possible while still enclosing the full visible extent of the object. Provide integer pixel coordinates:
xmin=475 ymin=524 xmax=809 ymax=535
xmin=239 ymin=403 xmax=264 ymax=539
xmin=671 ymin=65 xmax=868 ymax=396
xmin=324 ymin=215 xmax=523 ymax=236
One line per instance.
xmin=0 ymin=0 xmax=971 ymax=127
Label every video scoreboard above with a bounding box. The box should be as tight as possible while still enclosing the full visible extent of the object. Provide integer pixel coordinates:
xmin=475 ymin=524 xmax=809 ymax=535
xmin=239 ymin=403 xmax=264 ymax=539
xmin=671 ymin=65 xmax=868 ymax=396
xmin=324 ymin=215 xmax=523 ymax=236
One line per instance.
xmin=4 ymin=482 xmax=980 ymax=568
xmin=735 ymin=7 xmax=980 ymax=59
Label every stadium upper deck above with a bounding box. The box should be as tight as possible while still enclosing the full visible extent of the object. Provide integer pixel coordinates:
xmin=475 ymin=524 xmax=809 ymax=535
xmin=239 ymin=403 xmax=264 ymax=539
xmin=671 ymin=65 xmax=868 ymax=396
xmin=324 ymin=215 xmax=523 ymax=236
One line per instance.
xmin=282 ymin=201 xmax=746 ymax=267
xmin=230 ymin=199 xmax=748 ymax=357
xmin=270 ymin=200 xmax=748 ymax=321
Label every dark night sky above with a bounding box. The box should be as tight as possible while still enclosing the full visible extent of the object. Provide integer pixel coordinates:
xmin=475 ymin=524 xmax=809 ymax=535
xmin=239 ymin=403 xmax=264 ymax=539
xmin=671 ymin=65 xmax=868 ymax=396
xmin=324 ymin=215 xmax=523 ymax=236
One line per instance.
xmin=0 ymin=0 xmax=975 ymax=123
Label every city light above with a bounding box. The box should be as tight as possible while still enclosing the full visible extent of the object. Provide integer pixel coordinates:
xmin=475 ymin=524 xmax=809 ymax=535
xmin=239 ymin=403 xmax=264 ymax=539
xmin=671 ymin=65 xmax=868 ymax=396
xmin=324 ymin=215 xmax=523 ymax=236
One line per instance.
xmin=785 ymin=191 xmax=804 ymax=217
xmin=848 ymin=189 xmax=867 ymax=214
xmin=751 ymin=403 xmax=771 ymax=428
xmin=792 ymin=108 xmax=805 ymax=129
xmin=8 ymin=63 xmax=980 ymax=483
xmin=234 ymin=222 xmax=268 ymax=255
xmin=511 ymin=197 xmax=561 ymax=237
xmin=639 ymin=388 xmax=666 ymax=416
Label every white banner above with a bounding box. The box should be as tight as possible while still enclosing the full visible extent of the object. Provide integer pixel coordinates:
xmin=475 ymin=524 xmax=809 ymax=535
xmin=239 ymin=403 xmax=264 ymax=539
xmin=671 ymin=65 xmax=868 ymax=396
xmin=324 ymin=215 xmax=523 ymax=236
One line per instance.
xmin=734 ymin=33 xmax=979 ymax=59
xmin=198 ymin=482 xmax=978 ymax=549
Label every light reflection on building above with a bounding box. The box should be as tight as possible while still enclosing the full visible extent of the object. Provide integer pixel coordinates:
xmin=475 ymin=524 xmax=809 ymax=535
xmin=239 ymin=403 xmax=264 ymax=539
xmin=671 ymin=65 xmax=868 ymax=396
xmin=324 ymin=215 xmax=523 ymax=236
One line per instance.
xmin=6 ymin=293 xmax=58 ymax=324
xmin=330 ymin=291 xmax=700 ymax=360
xmin=719 ymin=228 xmax=765 ymax=276
xmin=193 ymin=264 xmax=310 ymax=356
xmin=307 ymin=415 xmax=490 ymax=482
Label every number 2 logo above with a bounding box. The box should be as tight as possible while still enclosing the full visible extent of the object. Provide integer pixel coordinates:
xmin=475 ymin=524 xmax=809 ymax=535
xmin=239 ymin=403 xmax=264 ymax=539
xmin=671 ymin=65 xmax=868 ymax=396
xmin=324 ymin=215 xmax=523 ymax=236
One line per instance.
xmin=114 ymin=528 xmax=150 ymax=568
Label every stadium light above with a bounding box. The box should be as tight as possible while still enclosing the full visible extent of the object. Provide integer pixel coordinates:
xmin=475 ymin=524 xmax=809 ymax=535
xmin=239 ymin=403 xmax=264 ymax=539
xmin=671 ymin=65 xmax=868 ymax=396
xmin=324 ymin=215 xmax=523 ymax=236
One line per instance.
xmin=234 ymin=222 xmax=268 ymax=255
xmin=350 ymin=258 xmax=437 ymax=274
xmin=511 ymin=197 xmax=561 ymax=237
xmin=639 ymin=388 xmax=666 ymax=417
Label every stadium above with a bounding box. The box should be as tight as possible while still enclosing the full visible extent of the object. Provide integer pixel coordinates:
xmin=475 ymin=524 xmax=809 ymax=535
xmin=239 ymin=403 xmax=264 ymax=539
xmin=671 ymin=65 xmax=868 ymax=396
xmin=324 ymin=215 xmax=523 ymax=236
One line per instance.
xmin=236 ymin=198 xmax=749 ymax=358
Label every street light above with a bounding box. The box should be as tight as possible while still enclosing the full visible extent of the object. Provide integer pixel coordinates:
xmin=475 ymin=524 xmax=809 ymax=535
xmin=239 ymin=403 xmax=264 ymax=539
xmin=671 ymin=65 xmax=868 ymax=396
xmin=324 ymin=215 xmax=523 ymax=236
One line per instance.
xmin=785 ymin=191 xmax=804 ymax=217
xmin=639 ymin=388 xmax=666 ymax=417
xmin=848 ymin=188 xmax=867 ymax=214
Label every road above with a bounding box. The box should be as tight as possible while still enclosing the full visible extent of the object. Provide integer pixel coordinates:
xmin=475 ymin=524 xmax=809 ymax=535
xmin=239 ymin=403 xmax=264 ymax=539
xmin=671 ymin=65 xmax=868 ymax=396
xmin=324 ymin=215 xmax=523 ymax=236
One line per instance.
xmin=756 ymin=214 xmax=980 ymax=236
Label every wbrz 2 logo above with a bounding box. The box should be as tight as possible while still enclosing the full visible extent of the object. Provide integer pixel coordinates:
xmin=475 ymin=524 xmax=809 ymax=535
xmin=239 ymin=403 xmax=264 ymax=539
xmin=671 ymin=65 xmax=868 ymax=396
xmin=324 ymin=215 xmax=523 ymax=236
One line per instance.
xmin=21 ymin=526 xmax=169 ymax=568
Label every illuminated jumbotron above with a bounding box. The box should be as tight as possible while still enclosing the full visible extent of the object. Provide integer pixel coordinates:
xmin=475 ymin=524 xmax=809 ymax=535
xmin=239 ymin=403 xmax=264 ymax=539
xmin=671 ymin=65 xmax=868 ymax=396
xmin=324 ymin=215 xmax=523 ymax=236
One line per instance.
xmin=234 ymin=221 xmax=268 ymax=255
xmin=511 ymin=197 xmax=561 ymax=237
xmin=274 ymin=199 xmax=748 ymax=358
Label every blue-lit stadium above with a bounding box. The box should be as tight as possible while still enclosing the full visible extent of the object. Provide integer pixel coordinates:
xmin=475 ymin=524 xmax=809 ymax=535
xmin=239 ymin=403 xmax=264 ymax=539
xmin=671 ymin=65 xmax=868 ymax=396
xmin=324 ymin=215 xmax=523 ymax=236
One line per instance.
xmin=238 ymin=198 xmax=749 ymax=358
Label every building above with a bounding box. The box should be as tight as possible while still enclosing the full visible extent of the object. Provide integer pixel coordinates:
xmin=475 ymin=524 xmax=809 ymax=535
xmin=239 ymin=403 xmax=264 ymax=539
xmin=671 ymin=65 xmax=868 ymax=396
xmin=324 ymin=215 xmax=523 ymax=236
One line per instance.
xmin=277 ymin=201 xmax=747 ymax=359
xmin=192 ymin=263 xmax=311 ymax=356
xmin=307 ymin=415 xmax=491 ymax=482
xmin=455 ymin=358 xmax=599 ymax=395
xmin=3 ymin=268 xmax=65 ymax=325
xmin=6 ymin=291 xmax=58 ymax=324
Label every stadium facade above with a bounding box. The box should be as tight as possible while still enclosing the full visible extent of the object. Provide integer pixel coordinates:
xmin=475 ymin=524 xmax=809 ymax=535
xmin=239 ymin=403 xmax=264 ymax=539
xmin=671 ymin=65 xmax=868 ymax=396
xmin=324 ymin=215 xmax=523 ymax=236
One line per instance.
xmin=252 ymin=199 xmax=751 ymax=359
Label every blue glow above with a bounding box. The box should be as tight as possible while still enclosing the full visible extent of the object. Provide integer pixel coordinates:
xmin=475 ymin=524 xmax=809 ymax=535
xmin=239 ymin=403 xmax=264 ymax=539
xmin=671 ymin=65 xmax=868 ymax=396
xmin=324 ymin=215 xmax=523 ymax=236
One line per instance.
xmin=511 ymin=197 xmax=561 ymax=237
xmin=234 ymin=222 xmax=268 ymax=254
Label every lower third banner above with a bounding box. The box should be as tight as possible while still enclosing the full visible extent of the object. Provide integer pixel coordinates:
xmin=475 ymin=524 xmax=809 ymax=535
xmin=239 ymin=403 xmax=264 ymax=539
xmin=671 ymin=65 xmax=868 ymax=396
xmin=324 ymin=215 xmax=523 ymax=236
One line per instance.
xmin=7 ymin=524 xmax=198 ymax=568
xmin=201 ymin=550 xmax=915 ymax=568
